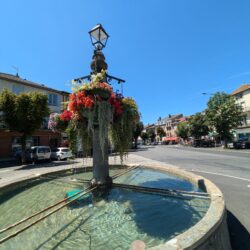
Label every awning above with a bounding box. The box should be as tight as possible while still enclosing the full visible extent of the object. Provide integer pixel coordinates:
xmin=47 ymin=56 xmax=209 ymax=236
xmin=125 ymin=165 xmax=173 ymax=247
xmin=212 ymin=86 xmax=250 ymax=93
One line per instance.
xmin=163 ymin=137 xmax=178 ymax=141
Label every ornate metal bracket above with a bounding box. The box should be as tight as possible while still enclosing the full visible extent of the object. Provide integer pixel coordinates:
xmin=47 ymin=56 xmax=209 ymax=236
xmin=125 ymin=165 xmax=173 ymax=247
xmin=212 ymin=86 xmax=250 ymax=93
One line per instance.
xmin=73 ymin=74 xmax=125 ymax=84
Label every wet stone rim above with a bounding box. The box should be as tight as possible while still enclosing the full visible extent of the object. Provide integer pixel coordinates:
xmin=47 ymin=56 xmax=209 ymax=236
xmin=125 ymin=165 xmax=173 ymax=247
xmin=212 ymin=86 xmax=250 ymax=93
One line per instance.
xmin=140 ymin=163 xmax=231 ymax=250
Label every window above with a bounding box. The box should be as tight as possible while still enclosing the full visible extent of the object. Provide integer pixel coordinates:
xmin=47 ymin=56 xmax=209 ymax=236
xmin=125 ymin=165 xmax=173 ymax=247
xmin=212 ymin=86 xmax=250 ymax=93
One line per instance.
xmin=236 ymin=93 xmax=243 ymax=99
xmin=38 ymin=148 xmax=44 ymax=153
xmin=48 ymin=93 xmax=58 ymax=106
xmin=12 ymin=85 xmax=25 ymax=94
xmin=41 ymin=117 xmax=49 ymax=129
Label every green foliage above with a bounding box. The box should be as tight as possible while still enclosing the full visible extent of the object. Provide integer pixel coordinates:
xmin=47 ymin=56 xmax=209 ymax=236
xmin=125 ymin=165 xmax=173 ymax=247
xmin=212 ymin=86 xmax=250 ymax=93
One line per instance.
xmin=66 ymin=123 xmax=77 ymax=156
xmin=0 ymin=89 xmax=49 ymax=162
xmin=55 ymin=117 xmax=69 ymax=132
xmin=133 ymin=121 xmax=144 ymax=140
xmin=205 ymin=92 xmax=245 ymax=145
xmin=98 ymin=101 xmax=112 ymax=157
xmin=176 ymin=121 xmax=190 ymax=140
xmin=0 ymin=89 xmax=49 ymax=135
xmin=141 ymin=132 xmax=149 ymax=143
xmin=132 ymin=121 xmax=144 ymax=149
xmin=79 ymin=123 xmax=92 ymax=157
xmin=156 ymin=126 xmax=166 ymax=139
xmin=148 ymin=128 xmax=156 ymax=142
xmin=110 ymin=98 xmax=139 ymax=162
xmin=188 ymin=112 xmax=209 ymax=139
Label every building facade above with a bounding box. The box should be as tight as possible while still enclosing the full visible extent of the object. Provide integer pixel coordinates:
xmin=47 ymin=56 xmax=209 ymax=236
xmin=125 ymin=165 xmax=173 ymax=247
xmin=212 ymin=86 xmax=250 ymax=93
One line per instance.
xmin=0 ymin=73 xmax=70 ymax=157
xmin=231 ymin=84 xmax=250 ymax=140
xmin=145 ymin=114 xmax=186 ymax=143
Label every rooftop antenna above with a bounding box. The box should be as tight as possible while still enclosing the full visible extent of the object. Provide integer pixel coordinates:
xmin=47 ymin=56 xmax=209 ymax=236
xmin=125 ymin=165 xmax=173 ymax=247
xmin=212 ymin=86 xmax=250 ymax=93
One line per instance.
xmin=12 ymin=65 xmax=19 ymax=77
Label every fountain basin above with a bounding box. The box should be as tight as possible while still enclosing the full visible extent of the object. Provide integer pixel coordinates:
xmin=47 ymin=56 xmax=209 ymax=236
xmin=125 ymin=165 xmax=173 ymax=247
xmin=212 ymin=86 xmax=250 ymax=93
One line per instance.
xmin=0 ymin=163 xmax=231 ymax=249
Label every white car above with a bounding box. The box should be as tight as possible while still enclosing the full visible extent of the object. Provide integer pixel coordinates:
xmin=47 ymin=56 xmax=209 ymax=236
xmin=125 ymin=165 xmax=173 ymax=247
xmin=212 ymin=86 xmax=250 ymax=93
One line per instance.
xmin=51 ymin=147 xmax=73 ymax=160
xmin=31 ymin=146 xmax=51 ymax=162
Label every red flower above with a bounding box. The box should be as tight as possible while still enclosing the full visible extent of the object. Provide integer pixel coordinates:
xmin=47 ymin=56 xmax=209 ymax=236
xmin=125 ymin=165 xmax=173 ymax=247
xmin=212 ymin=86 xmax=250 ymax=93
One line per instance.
xmin=60 ymin=110 xmax=73 ymax=121
xmin=68 ymin=94 xmax=77 ymax=112
xmin=109 ymin=93 xmax=123 ymax=116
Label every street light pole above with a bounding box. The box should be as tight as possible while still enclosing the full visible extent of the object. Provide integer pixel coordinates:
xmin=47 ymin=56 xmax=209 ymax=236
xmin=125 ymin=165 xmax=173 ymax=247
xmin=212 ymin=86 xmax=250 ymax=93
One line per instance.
xmin=76 ymin=24 xmax=125 ymax=188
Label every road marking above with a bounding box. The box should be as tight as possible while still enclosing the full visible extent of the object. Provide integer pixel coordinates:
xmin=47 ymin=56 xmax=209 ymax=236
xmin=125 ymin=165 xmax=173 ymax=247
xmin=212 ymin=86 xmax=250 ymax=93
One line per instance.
xmin=248 ymin=185 xmax=250 ymax=188
xmin=190 ymin=169 xmax=250 ymax=182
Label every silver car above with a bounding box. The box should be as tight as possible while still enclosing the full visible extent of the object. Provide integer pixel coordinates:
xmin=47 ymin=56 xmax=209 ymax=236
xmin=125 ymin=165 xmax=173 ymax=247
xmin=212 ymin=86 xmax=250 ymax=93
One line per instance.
xmin=31 ymin=146 xmax=51 ymax=162
xmin=51 ymin=147 xmax=73 ymax=160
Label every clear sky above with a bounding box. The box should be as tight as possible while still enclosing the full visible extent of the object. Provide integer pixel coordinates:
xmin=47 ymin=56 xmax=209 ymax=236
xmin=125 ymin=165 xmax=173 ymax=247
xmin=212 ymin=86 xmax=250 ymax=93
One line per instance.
xmin=1 ymin=0 xmax=250 ymax=124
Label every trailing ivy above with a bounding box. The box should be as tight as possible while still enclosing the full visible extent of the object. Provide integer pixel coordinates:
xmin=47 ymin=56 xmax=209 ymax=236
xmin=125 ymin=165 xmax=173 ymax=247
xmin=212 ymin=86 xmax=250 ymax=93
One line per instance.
xmin=110 ymin=98 xmax=139 ymax=163
xmin=98 ymin=101 xmax=112 ymax=157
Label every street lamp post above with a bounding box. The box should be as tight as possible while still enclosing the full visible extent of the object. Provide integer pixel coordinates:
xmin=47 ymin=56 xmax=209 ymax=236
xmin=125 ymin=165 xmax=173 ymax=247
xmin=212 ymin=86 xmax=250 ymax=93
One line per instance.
xmin=75 ymin=24 xmax=125 ymax=188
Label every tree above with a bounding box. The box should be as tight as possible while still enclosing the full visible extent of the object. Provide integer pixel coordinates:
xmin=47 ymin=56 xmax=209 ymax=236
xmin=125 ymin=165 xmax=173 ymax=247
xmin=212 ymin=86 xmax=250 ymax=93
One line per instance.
xmin=188 ymin=112 xmax=209 ymax=139
xmin=205 ymin=92 xmax=245 ymax=148
xmin=0 ymin=89 xmax=49 ymax=162
xmin=133 ymin=121 xmax=144 ymax=149
xmin=176 ymin=121 xmax=190 ymax=140
xmin=141 ymin=132 xmax=149 ymax=144
xmin=148 ymin=128 xmax=156 ymax=143
xmin=156 ymin=127 xmax=166 ymax=140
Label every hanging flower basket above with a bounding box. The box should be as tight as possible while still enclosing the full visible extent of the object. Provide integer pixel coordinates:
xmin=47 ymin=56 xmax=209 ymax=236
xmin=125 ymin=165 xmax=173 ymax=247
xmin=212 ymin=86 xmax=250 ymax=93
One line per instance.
xmin=48 ymin=70 xmax=140 ymax=163
xmin=86 ymin=88 xmax=111 ymax=100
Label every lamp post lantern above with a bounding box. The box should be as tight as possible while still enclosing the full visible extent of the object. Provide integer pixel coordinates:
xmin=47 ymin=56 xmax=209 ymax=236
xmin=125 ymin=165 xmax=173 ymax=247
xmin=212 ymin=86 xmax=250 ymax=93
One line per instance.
xmin=89 ymin=24 xmax=109 ymax=50
xmin=89 ymin=24 xmax=109 ymax=75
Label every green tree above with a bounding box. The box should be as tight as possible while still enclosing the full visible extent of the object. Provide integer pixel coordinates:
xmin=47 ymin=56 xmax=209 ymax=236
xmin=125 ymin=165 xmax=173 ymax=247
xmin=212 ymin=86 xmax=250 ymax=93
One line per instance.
xmin=188 ymin=112 xmax=209 ymax=139
xmin=141 ymin=132 xmax=149 ymax=144
xmin=0 ymin=89 xmax=49 ymax=162
xmin=148 ymin=128 xmax=156 ymax=143
xmin=176 ymin=121 xmax=190 ymax=140
xmin=156 ymin=126 xmax=166 ymax=140
xmin=133 ymin=121 xmax=144 ymax=149
xmin=205 ymin=92 xmax=245 ymax=148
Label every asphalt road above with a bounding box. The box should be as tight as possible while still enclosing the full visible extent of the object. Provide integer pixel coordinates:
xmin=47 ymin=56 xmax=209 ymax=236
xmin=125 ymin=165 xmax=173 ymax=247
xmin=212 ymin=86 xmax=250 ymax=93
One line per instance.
xmin=132 ymin=145 xmax=250 ymax=249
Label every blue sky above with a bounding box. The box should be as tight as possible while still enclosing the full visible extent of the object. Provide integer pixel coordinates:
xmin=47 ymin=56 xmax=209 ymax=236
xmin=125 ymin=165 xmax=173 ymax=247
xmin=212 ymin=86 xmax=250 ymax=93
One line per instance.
xmin=1 ymin=0 xmax=250 ymax=124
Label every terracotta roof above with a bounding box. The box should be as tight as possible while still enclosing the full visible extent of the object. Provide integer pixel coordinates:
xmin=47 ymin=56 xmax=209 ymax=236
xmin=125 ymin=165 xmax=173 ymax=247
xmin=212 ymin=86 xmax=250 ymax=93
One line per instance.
xmin=0 ymin=72 xmax=70 ymax=95
xmin=231 ymin=84 xmax=250 ymax=96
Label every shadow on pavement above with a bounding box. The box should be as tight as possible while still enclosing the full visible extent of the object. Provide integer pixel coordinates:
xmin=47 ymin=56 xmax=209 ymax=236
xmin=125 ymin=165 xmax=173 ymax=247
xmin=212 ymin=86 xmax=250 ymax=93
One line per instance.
xmin=227 ymin=210 xmax=250 ymax=250
xmin=0 ymin=159 xmax=18 ymax=168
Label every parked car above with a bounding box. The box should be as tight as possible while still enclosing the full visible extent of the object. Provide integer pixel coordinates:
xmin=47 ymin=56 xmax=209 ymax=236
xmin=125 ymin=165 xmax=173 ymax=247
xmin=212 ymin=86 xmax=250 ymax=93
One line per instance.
xmin=51 ymin=147 xmax=73 ymax=160
xmin=227 ymin=142 xmax=234 ymax=149
xmin=233 ymin=139 xmax=249 ymax=149
xmin=14 ymin=146 xmax=51 ymax=163
xmin=31 ymin=146 xmax=51 ymax=162
xmin=192 ymin=139 xmax=215 ymax=147
xmin=14 ymin=148 xmax=33 ymax=163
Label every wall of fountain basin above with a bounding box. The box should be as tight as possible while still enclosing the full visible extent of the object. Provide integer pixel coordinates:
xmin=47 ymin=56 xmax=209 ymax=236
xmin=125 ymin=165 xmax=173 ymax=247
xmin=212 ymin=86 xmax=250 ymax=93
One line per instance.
xmin=0 ymin=163 xmax=231 ymax=250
